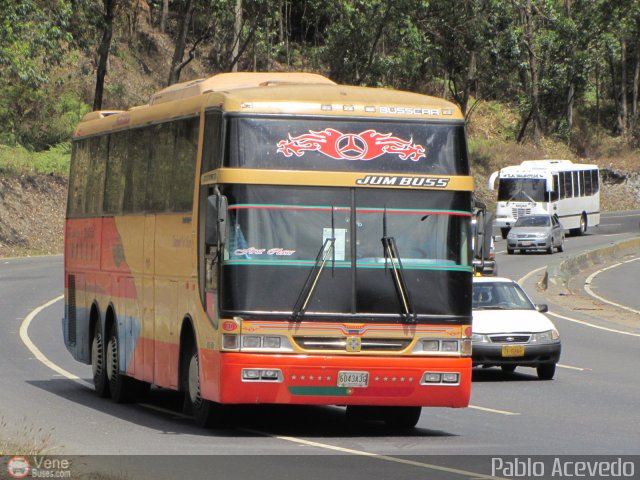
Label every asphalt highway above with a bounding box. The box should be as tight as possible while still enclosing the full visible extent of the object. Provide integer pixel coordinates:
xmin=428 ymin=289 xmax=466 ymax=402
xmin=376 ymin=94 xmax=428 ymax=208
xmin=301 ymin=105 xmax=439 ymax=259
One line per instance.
xmin=1 ymin=211 xmax=639 ymax=479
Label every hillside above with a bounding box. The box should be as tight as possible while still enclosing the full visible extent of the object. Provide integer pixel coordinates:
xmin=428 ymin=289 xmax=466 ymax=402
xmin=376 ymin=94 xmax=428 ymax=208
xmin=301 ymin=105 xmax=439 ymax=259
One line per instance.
xmin=1 ymin=0 xmax=640 ymax=258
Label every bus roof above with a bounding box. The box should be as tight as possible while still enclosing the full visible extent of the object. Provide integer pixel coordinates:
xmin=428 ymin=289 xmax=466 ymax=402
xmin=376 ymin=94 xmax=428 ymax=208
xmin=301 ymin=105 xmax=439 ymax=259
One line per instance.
xmin=74 ymin=72 xmax=464 ymax=138
xmin=506 ymin=159 xmax=598 ymax=172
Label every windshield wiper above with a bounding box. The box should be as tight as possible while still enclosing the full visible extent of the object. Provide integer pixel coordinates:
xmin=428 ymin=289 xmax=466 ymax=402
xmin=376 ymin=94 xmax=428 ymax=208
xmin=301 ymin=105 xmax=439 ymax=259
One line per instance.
xmin=291 ymin=207 xmax=336 ymax=322
xmin=521 ymin=190 xmax=537 ymax=205
xmin=382 ymin=207 xmax=417 ymax=324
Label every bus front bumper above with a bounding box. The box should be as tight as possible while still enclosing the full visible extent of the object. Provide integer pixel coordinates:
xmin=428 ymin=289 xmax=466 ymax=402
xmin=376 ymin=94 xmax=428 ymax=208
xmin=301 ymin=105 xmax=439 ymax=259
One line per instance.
xmin=201 ymin=352 xmax=471 ymax=408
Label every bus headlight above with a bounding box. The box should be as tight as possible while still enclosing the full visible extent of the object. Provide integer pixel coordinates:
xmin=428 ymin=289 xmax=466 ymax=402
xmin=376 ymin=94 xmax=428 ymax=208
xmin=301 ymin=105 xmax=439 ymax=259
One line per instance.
xmin=222 ymin=334 xmax=292 ymax=352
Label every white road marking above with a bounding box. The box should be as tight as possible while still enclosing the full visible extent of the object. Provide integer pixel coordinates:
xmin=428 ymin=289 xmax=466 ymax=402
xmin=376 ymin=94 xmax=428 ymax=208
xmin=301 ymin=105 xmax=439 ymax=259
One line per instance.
xmin=583 ymin=257 xmax=640 ymax=315
xmin=468 ymin=405 xmax=520 ymax=416
xmin=547 ymin=310 xmax=640 ymax=338
xmin=19 ymin=295 xmax=94 ymax=389
xmin=557 ymin=364 xmax=588 ymax=371
xmin=518 ymin=266 xmax=547 ymax=286
xmin=243 ymin=429 xmax=507 ymax=479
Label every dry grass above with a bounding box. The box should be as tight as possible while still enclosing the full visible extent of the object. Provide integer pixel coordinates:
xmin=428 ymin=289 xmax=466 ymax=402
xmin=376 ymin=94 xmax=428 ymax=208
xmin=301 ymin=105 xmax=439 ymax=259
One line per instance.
xmin=0 ymin=417 xmax=56 ymax=456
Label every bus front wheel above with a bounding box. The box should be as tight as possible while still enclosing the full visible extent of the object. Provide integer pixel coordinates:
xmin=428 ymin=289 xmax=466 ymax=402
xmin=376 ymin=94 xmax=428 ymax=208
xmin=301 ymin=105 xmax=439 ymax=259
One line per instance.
xmin=382 ymin=406 xmax=422 ymax=429
xmin=184 ymin=344 xmax=226 ymax=428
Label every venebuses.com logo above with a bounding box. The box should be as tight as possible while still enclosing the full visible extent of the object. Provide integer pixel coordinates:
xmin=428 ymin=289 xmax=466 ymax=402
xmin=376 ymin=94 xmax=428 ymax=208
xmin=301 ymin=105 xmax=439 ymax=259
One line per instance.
xmin=6 ymin=456 xmax=30 ymax=479
xmin=6 ymin=455 xmax=72 ymax=478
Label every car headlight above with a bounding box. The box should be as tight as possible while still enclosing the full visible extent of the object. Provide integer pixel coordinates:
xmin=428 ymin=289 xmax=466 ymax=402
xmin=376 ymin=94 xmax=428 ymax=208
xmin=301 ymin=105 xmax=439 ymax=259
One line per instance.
xmin=530 ymin=329 xmax=560 ymax=343
xmin=471 ymin=333 xmax=490 ymax=343
xmin=532 ymin=233 xmax=548 ymax=238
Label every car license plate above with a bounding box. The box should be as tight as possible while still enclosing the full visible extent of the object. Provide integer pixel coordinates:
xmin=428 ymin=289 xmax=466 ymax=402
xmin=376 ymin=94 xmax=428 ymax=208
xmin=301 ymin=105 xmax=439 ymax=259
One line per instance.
xmin=337 ymin=371 xmax=369 ymax=388
xmin=502 ymin=345 xmax=525 ymax=357
xmin=521 ymin=241 xmax=533 ymax=246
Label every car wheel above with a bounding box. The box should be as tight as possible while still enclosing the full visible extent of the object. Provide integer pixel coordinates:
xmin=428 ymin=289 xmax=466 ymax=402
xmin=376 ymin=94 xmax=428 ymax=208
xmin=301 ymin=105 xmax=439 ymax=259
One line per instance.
xmin=537 ymin=363 xmax=556 ymax=380
xmin=501 ymin=365 xmax=517 ymax=374
xmin=507 ymin=247 xmax=514 ymax=255
xmin=546 ymin=243 xmax=553 ymax=254
xmin=557 ymin=236 xmax=564 ymax=252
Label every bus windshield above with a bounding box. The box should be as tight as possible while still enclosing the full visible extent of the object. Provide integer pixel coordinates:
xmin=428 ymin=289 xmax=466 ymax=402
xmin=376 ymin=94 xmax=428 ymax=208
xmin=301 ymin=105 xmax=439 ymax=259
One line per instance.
xmin=219 ymin=185 xmax=471 ymax=322
xmin=226 ymin=116 xmax=469 ymax=175
xmin=497 ymin=178 xmax=547 ymax=203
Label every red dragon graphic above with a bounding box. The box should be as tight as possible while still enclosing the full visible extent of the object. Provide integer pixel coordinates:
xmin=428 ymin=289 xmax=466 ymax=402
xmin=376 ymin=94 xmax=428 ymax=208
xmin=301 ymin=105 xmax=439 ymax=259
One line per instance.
xmin=276 ymin=128 xmax=426 ymax=162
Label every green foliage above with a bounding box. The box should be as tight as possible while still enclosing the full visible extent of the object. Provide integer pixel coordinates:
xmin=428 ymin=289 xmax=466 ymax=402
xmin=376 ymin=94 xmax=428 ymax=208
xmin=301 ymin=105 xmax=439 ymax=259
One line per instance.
xmin=0 ymin=143 xmax=70 ymax=176
xmin=0 ymin=0 xmax=639 ymax=164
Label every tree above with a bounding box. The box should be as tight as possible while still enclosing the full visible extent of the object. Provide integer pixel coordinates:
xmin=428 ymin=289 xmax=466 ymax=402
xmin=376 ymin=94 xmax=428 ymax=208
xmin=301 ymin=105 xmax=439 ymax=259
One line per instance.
xmin=93 ymin=0 xmax=118 ymax=110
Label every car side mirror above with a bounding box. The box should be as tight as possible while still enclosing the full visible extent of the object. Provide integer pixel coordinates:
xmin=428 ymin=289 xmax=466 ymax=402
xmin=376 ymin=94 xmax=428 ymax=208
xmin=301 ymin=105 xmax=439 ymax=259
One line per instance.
xmin=536 ymin=304 xmax=549 ymax=313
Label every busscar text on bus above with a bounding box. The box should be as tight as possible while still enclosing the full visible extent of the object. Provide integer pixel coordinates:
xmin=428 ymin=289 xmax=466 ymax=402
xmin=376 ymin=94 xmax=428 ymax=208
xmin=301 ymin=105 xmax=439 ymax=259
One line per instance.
xmin=63 ymin=72 xmax=486 ymax=429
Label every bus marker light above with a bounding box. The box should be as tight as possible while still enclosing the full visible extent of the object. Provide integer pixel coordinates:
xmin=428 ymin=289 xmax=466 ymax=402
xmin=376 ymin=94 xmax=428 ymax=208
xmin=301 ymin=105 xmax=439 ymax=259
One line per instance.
xmin=222 ymin=321 xmax=238 ymax=332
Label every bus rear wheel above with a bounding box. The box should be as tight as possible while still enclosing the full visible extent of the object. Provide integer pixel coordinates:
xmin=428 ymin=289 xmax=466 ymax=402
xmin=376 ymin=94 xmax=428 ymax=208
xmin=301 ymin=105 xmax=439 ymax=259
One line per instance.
xmin=572 ymin=214 xmax=587 ymax=236
xmin=106 ymin=325 xmax=136 ymax=403
xmin=382 ymin=406 xmax=422 ymax=429
xmin=91 ymin=323 xmax=109 ymax=398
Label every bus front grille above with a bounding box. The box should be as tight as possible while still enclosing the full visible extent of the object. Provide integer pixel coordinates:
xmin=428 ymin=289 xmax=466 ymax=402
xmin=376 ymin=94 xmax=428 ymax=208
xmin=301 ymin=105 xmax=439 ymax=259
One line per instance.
xmin=293 ymin=336 xmax=411 ymax=352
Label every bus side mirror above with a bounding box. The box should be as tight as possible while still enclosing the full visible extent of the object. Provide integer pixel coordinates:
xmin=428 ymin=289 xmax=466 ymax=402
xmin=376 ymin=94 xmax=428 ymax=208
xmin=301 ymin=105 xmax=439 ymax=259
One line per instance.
xmin=206 ymin=194 xmax=228 ymax=246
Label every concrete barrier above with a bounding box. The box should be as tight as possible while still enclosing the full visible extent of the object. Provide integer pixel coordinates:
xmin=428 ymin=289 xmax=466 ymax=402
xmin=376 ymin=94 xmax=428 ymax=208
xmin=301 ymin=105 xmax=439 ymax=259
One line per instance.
xmin=539 ymin=236 xmax=640 ymax=295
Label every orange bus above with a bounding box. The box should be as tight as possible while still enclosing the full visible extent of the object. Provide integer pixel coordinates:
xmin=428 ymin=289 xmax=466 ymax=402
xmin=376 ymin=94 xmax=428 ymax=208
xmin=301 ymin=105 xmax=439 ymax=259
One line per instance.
xmin=63 ymin=72 xmax=474 ymax=428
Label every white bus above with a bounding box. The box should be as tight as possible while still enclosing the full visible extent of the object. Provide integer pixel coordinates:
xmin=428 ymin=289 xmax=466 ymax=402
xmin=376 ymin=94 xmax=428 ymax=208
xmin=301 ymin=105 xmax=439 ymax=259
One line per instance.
xmin=489 ymin=160 xmax=600 ymax=238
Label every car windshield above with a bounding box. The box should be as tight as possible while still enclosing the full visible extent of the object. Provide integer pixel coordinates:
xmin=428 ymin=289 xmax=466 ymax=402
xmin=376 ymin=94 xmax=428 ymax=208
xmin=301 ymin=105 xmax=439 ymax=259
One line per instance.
xmin=472 ymin=281 xmax=535 ymax=310
xmin=514 ymin=216 xmax=550 ymax=227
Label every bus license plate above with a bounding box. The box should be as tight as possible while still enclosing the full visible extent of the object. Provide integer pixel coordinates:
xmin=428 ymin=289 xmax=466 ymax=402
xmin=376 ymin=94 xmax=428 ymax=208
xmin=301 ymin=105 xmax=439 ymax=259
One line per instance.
xmin=502 ymin=345 xmax=525 ymax=357
xmin=337 ymin=371 xmax=369 ymax=388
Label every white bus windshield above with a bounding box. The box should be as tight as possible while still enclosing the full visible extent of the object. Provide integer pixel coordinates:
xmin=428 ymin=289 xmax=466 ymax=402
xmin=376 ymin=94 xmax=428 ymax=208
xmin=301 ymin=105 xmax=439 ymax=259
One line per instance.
xmin=497 ymin=178 xmax=547 ymax=203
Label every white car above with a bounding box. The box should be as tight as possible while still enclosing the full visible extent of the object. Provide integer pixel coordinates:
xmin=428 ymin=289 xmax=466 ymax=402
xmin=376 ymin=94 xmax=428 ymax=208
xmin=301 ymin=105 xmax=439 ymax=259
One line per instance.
xmin=472 ymin=276 xmax=561 ymax=380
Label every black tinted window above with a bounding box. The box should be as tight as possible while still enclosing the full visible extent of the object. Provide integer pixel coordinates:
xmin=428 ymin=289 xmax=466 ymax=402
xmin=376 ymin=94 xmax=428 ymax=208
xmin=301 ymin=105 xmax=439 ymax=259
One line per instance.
xmin=227 ymin=116 xmax=468 ymax=175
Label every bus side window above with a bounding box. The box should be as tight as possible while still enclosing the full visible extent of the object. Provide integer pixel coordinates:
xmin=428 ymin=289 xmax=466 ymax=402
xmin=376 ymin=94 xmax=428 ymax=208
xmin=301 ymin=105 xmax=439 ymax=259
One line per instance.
xmin=592 ymin=169 xmax=600 ymax=193
xmin=104 ymin=131 xmax=128 ymax=215
xmin=203 ymin=110 xmax=223 ymax=172
xmin=68 ymin=140 xmax=90 ymax=216
xmin=572 ymin=171 xmax=580 ymax=197
xmin=550 ymin=175 xmax=559 ymax=202
xmin=584 ymin=170 xmax=592 ymax=196
xmin=563 ymin=171 xmax=573 ymax=199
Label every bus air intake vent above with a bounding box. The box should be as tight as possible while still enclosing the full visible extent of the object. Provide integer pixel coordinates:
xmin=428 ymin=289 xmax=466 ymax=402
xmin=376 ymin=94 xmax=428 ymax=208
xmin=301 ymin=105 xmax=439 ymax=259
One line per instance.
xmin=67 ymin=274 xmax=77 ymax=346
xmin=293 ymin=336 xmax=410 ymax=352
